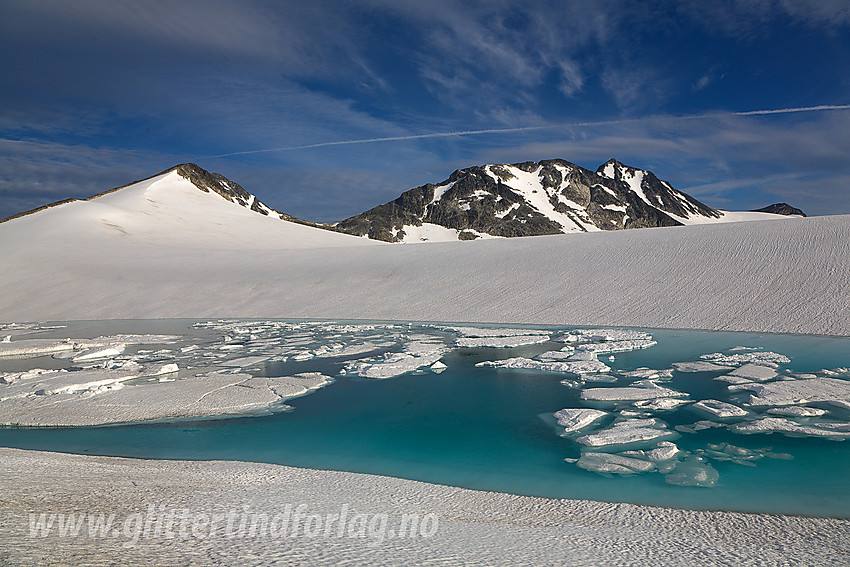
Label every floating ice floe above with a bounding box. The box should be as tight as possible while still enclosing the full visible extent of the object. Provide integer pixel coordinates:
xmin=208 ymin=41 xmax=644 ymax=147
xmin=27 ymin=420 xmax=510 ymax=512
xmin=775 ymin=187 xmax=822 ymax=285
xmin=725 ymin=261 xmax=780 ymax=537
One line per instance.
xmin=0 ymin=338 xmax=77 ymax=357
xmin=0 ymin=371 xmax=334 ymax=426
xmin=581 ymin=374 xmax=619 ymax=383
xmin=573 ymin=339 xmax=657 ymax=354
xmin=219 ymin=356 xmax=272 ymax=368
xmin=664 ymin=456 xmax=719 ymax=487
xmin=675 ymin=421 xmax=726 ymax=434
xmin=580 ymin=380 xmax=687 ymax=402
xmin=732 ymin=376 xmax=850 ymax=406
xmin=67 ymin=344 xmax=127 ymax=361
xmin=576 ymin=452 xmax=656 ymax=474
xmin=699 ymin=351 xmax=790 ymax=367
xmin=699 ymin=442 xmax=789 ymax=466
xmin=672 ymin=361 xmax=735 ymax=373
xmin=310 ymin=342 xmax=390 ymax=358
xmin=730 ymin=417 xmax=850 ymax=439
xmin=575 ymin=418 xmax=677 ymax=447
xmin=619 ymin=367 xmax=673 ymax=380
xmin=430 ymin=361 xmax=447 ymax=373
xmin=344 ymin=341 xmax=447 ymax=379
xmin=438 ymin=326 xmax=550 ymax=338
xmin=691 ymin=399 xmax=748 ymax=418
xmin=0 ymin=368 xmax=60 ymax=385
xmin=477 ymin=354 xmax=610 ymax=375
xmin=553 ymin=408 xmax=608 ymax=434
xmin=767 ymin=406 xmax=828 ymax=417
xmin=455 ymin=335 xmax=550 ymax=348
xmin=723 ymin=363 xmax=778 ymax=381
xmin=0 ymin=363 xmax=177 ymax=401
xmin=621 ymin=441 xmax=680 ymax=462
xmin=558 ymin=329 xmax=653 ymax=343
xmin=633 ymin=398 xmax=690 ymax=411
xmin=535 ymin=348 xmax=576 ymax=361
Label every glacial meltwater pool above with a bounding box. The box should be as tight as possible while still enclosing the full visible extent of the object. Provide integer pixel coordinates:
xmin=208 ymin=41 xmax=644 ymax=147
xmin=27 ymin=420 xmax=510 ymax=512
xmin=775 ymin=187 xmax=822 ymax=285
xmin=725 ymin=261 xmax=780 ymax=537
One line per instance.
xmin=1 ymin=319 xmax=849 ymax=518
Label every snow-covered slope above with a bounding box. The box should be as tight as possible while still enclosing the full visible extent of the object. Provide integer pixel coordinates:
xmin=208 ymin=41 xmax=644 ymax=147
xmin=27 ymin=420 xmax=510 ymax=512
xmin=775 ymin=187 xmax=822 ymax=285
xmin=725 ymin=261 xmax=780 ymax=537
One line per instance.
xmin=335 ymin=159 xmax=800 ymax=242
xmin=1 ymin=164 xmax=376 ymax=250
xmin=1 ymin=174 xmax=847 ymax=335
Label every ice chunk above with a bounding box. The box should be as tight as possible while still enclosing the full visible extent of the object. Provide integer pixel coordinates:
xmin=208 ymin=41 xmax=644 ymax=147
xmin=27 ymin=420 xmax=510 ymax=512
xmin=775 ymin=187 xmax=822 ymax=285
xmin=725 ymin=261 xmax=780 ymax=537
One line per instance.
xmin=726 ymin=363 xmax=777 ymax=381
xmin=438 ymin=326 xmax=550 ymax=338
xmin=576 ymin=418 xmax=676 ymax=447
xmin=665 ymin=457 xmax=719 ymax=487
xmin=619 ymin=367 xmax=673 ymax=380
xmin=767 ymin=406 xmax=828 ymax=417
xmin=219 ymin=356 xmax=271 ymax=368
xmin=455 ymin=335 xmax=550 ymax=348
xmin=730 ymin=417 xmax=850 ymax=438
xmin=580 ymin=381 xmax=686 ymax=401
xmin=633 ymin=398 xmax=690 ymax=411
xmin=429 ymin=361 xmax=447 ymax=373
xmin=582 ymin=374 xmax=619 ymax=383
xmin=477 ymin=356 xmax=610 ymax=374
xmin=535 ymin=348 xmax=576 ymax=361
xmin=70 ymin=344 xmax=126 ymax=361
xmin=621 ymin=441 xmax=680 ymax=462
xmin=736 ymin=377 xmax=850 ymax=406
xmin=699 ymin=351 xmax=790 ymax=367
xmin=553 ymin=408 xmax=608 ymax=434
xmin=714 ymin=375 xmax=757 ymax=385
xmin=311 ymin=342 xmax=389 ymax=358
xmin=573 ymin=339 xmax=657 ymax=354
xmin=673 ymin=361 xmax=735 ymax=373
xmin=0 ymin=339 xmax=77 ymax=357
xmin=559 ymin=329 xmax=653 ymax=342
xmin=156 ymin=364 xmax=178 ymax=375
xmin=344 ymin=342 xmax=446 ymax=379
xmin=577 ymin=452 xmax=656 ymax=474
xmin=691 ymin=399 xmax=748 ymax=418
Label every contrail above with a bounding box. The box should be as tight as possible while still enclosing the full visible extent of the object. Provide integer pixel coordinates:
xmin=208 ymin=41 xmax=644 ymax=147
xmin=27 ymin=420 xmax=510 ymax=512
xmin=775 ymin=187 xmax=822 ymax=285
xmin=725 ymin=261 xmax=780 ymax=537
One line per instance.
xmin=206 ymin=104 xmax=850 ymax=158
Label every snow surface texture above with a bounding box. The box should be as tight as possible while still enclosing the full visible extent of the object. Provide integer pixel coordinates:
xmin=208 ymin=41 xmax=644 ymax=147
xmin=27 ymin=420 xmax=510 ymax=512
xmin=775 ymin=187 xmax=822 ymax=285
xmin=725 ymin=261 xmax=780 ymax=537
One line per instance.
xmin=1 ymin=169 xmax=847 ymax=335
xmin=2 ymin=447 xmax=847 ymax=567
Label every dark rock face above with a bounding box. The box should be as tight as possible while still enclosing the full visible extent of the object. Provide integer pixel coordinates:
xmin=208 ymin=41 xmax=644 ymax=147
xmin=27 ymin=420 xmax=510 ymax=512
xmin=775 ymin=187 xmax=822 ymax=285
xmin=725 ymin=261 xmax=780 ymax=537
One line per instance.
xmin=751 ymin=203 xmax=806 ymax=217
xmin=172 ymin=163 xmax=329 ymax=229
xmin=335 ymin=158 xmax=722 ymax=242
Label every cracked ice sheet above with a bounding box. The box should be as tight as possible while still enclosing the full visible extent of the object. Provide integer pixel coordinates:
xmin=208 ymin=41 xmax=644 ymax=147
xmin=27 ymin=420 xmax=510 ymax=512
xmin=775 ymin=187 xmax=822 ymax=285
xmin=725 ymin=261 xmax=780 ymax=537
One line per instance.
xmin=0 ymin=372 xmax=333 ymax=426
xmin=0 ymin=364 xmax=179 ymax=401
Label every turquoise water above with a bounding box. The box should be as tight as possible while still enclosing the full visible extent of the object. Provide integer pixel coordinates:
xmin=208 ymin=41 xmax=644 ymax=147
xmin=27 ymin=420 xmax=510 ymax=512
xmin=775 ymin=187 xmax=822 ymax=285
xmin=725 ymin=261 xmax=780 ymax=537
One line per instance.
xmin=1 ymin=320 xmax=849 ymax=518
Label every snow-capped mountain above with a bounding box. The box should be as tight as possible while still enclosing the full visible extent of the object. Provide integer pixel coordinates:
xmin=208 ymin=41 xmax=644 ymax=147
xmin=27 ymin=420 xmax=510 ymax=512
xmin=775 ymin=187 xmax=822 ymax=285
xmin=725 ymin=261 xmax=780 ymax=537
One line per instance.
xmin=0 ymin=163 xmax=374 ymax=249
xmin=334 ymin=159 xmax=800 ymax=242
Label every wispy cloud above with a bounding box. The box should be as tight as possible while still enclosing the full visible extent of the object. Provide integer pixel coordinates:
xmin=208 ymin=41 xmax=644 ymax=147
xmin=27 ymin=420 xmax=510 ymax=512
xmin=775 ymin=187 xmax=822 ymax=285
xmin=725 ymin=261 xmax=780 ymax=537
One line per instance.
xmin=204 ymin=104 xmax=850 ymax=158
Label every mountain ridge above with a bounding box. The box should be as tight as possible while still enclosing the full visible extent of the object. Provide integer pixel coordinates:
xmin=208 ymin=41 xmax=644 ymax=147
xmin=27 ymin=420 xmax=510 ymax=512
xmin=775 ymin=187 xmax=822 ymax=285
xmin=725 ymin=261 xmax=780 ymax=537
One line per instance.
xmin=333 ymin=158 xmax=783 ymax=242
xmin=2 ymin=162 xmax=804 ymax=241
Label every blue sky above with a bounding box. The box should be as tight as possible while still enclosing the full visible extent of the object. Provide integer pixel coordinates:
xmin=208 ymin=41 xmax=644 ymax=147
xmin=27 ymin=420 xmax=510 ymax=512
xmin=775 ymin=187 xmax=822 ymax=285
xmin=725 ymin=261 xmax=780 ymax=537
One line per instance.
xmin=2 ymin=0 xmax=849 ymax=221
